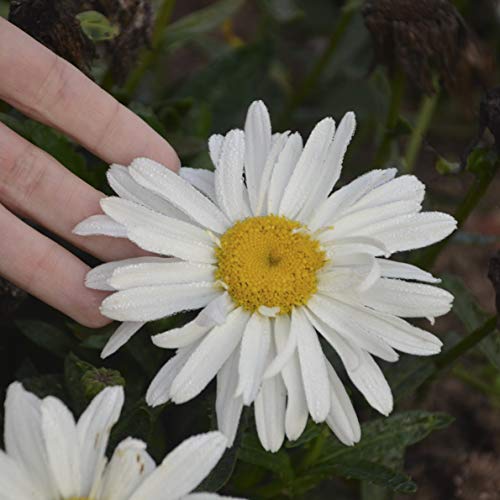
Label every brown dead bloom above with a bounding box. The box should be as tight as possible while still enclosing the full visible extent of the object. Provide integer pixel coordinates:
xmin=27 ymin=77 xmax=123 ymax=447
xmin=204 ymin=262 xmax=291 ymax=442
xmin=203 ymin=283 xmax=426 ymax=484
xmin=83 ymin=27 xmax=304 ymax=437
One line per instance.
xmin=362 ymin=0 xmax=492 ymax=94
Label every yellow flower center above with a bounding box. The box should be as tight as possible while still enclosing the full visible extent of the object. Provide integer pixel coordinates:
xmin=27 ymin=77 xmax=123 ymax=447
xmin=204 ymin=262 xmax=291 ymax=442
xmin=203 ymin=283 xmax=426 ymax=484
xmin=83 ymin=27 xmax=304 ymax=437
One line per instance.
xmin=216 ymin=215 xmax=327 ymax=315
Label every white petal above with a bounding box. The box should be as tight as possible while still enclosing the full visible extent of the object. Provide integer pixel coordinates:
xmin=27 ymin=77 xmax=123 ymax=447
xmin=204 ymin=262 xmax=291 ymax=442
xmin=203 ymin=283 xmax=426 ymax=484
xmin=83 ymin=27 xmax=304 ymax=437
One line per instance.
xmin=279 ymin=117 xmax=336 ymax=219
xmin=273 ymin=316 xmax=308 ymax=441
xmin=180 ymin=167 xmax=216 ymax=202
xmin=107 ymin=164 xmax=190 ymax=220
xmin=196 ymin=292 xmax=235 ymax=327
xmin=129 ymin=432 xmax=227 ymax=500
xmin=73 ymin=214 xmax=127 ymax=238
xmin=109 ymin=261 xmax=216 ymax=290
xmin=346 ymin=349 xmax=394 ymax=416
xmin=360 ymin=212 xmax=457 ymax=253
xmin=294 ymin=308 xmax=330 ymax=422
xmin=101 ymin=321 xmax=145 ymax=359
xmin=267 ymin=132 xmax=303 ymax=214
xmin=236 ymin=313 xmax=271 ymax=405
xmin=152 ymin=319 xmax=212 ymax=349
xmin=101 ymin=283 xmax=219 ymax=322
xmin=216 ymin=347 xmax=244 ymax=447
xmin=320 ymin=235 xmax=389 ymax=258
xmin=299 ymin=112 xmax=356 ymax=221
xmin=308 ymin=295 xmax=399 ymax=362
xmin=86 ymin=257 xmax=166 ymax=291
xmin=376 ymin=259 xmax=440 ymax=283
xmin=0 ymin=451 xmax=40 ymax=500
xmin=325 ymin=362 xmax=361 ymax=446
xmin=208 ymin=134 xmax=224 ymax=167
xmin=129 ymin=158 xmax=230 ymax=233
xmin=309 ymin=168 xmax=398 ymax=231
xmin=215 ymin=129 xmax=251 ymax=221
xmin=263 ymin=316 xmax=297 ymax=379
xmin=170 ymin=308 xmax=249 ymax=404
xmin=244 ymin=101 xmax=272 ymax=213
xmin=99 ymin=438 xmax=155 ymax=500
xmin=77 ymin=387 xmax=124 ymax=494
xmin=255 ymin=343 xmax=286 ymax=452
xmin=255 ymin=132 xmax=290 ymax=215
xmin=146 ymin=344 xmax=199 ymax=407
xmin=4 ymin=383 xmax=57 ymax=497
xmin=41 ymin=396 xmax=81 ymax=498
xmin=359 ymin=278 xmax=453 ymax=319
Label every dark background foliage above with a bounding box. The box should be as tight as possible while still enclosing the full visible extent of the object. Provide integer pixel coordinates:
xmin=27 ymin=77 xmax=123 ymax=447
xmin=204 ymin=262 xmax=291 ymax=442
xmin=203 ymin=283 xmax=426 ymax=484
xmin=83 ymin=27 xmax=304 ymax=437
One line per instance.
xmin=0 ymin=1 xmax=500 ymax=498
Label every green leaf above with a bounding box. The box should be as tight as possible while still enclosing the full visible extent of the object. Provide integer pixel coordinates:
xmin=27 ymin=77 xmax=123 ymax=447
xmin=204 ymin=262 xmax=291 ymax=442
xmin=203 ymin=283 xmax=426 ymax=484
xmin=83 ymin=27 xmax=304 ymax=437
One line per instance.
xmin=16 ymin=320 xmax=76 ymax=358
xmin=0 ymin=0 xmax=9 ymax=18
xmin=76 ymin=10 xmax=120 ymax=41
xmin=442 ymin=274 xmax=500 ymax=370
xmin=164 ymin=0 xmax=244 ymax=48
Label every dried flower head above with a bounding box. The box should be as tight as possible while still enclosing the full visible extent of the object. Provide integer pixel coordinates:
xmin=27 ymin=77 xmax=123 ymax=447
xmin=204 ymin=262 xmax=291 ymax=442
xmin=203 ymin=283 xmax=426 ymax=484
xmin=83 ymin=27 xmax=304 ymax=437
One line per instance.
xmin=362 ymin=0 xmax=492 ymax=94
xmin=9 ymin=0 xmax=96 ymax=75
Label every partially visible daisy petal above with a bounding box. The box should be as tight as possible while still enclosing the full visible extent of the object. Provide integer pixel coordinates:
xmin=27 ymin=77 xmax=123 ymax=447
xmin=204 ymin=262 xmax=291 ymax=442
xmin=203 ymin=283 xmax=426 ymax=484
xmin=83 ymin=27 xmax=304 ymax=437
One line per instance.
xmin=102 ymin=321 xmax=145 ymax=359
xmin=180 ymin=167 xmax=216 ymax=202
xmin=208 ymin=134 xmax=224 ymax=167
xmin=73 ymin=214 xmax=127 ymax=238
xmin=152 ymin=318 xmax=212 ymax=349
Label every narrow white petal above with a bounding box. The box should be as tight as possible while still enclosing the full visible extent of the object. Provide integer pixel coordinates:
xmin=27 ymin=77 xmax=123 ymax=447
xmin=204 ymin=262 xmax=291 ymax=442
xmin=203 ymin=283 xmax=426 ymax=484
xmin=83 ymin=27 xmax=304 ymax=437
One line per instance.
xmin=377 ymin=259 xmax=440 ymax=283
xmin=77 ymin=387 xmax=124 ymax=494
xmin=4 ymin=383 xmax=58 ymax=497
xmin=236 ymin=313 xmax=271 ymax=405
xmin=263 ymin=316 xmax=297 ymax=379
xmin=109 ymin=261 xmax=216 ymax=290
xmin=255 ymin=343 xmax=286 ymax=452
xmin=273 ymin=316 xmax=308 ymax=441
xmin=267 ymin=132 xmax=303 ymax=214
xmin=0 ymin=451 xmax=40 ymax=500
xmin=309 ymin=168 xmax=398 ymax=231
xmin=244 ymin=101 xmax=272 ymax=213
xmin=359 ymin=278 xmax=453 ymax=319
xmin=180 ymin=167 xmax=216 ymax=202
xmin=129 ymin=432 xmax=227 ymax=500
xmin=101 ymin=283 xmax=219 ymax=322
xmin=216 ymin=347 xmax=244 ymax=447
xmin=41 ymin=397 xmax=81 ymax=498
xmin=101 ymin=321 xmax=145 ymax=359
xmin=320 ymin=235 xmax=389 ymax=258
xmin=107 ymin=164 xmax=190 ymax=220
xmin=146 ymin=344 xmax=199 ymax=407
xmin=255 ymin=132 xmax=290 ymax=215
xmin=299 ymin=111 xmax=356 ymax=221
xmin=73 ymin=214 xmax=127 ymax=238
xmin=152 ymin=319 xmax=212 ymax=349
xmin=325 ymin=362 xmax=361 ymax=446
xmin=170 ymin=308 xmax=249 ymax=404
xmin=279 ymin=117 xmax=336 ymax=219
xmin=129 ymin=158 xmax=230 ymax=233
xmin=209 ymin=134 xmax=225 ymax=167
xmin=294 ymin=308 xmax=330 ymax=422
xmin=196 ymin=292 xmax=235 ymax=327
xmin=86 ymin=257 xmax=166 ymax=291
xmin=99 ymin=438 xmax=155 ymax=500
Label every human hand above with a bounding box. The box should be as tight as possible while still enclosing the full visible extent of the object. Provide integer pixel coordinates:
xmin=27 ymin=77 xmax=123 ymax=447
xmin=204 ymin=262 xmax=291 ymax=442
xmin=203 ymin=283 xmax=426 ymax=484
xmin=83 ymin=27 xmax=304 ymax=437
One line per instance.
xmin=0 ymin=18 xmax=180 ymax=327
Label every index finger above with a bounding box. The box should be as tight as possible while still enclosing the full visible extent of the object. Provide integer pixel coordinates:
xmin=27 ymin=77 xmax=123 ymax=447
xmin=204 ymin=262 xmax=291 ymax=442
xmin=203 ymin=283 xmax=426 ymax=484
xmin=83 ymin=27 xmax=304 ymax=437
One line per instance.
xmin=0 ymin=18 xmax=180 ymax=169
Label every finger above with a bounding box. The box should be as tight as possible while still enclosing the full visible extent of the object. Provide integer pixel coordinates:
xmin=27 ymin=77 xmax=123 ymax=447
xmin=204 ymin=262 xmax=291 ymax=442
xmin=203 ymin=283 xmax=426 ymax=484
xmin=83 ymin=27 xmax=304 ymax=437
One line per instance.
xmin=0 ymin=203 xmax=110 ymax=327
xmin=0 ymin=18 xmax=180 ymax=169
xmin=0 ymin=121 xmax=146 ymax=262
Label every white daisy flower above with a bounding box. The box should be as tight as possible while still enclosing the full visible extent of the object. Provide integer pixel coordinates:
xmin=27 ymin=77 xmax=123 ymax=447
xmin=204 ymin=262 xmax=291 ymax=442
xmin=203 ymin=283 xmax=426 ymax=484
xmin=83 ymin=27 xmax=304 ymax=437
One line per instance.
xmin=1 ymin=382 xmax=239 ymax=500
xmin=75 ymin=100 xmax=456 ymax=452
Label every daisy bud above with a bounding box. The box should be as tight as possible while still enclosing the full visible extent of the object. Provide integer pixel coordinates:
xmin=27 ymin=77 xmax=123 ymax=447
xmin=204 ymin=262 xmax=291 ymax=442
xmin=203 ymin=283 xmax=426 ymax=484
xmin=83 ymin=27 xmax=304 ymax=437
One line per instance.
xmin=82 ymin=366 xmax=125 ymax=400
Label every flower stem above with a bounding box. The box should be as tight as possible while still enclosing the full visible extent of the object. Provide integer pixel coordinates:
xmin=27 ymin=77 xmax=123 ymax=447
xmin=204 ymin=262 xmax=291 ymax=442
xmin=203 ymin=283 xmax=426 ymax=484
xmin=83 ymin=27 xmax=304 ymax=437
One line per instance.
xmin=415 ymin=157 xmax=500 ymax=269
xmin=403 ymin=89 xmax=439 ymax=173
xmin=373 ymin=70 xmax=405 ymax=167
xmin=122 ymin=0 xmax=177 ymax=99
xmin=299 ymin=429 xmax=327 ymax=471
xmin=435 ymin=316 xmax=498 ymax=373
xmin=278 ymin=7 xmax=355 ymax=127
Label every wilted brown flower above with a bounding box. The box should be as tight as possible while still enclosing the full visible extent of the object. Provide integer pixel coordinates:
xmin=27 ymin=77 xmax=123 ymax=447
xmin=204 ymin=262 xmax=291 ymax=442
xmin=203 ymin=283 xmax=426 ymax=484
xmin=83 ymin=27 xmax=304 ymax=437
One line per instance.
xmin=362 ymin=0 xmax=493 ymax=95
xmin=9 ymin=0 xmax=96 ymax=74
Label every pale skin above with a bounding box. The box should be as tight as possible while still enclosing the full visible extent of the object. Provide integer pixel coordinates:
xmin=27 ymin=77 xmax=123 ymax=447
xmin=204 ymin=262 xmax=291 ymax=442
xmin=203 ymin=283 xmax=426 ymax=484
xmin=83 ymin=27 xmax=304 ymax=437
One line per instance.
xmin=0 ymin=18 xmax=181 ymax=327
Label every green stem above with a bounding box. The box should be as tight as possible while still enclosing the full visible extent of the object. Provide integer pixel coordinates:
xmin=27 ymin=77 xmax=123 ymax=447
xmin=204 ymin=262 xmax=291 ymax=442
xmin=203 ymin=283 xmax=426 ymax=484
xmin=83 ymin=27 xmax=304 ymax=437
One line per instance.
xmin=416 ymin=158 xmax=500 ymax=269
xmin=299 ymin=429 xmax=327 ymax=471
xmin=278 ymin=7 xmax=354 ymax=127
xmin=403 ymin=90 xmax=439 ymax=173
xmin=122 ymin=0 xmax=176 ymax=99
xmin=452 ymin=365 xmax=500 ymax=401
xmin=435 ymin=316 xmax=498 ymax=373
xmin=373 ymin=70 xmax=405 ymax=167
